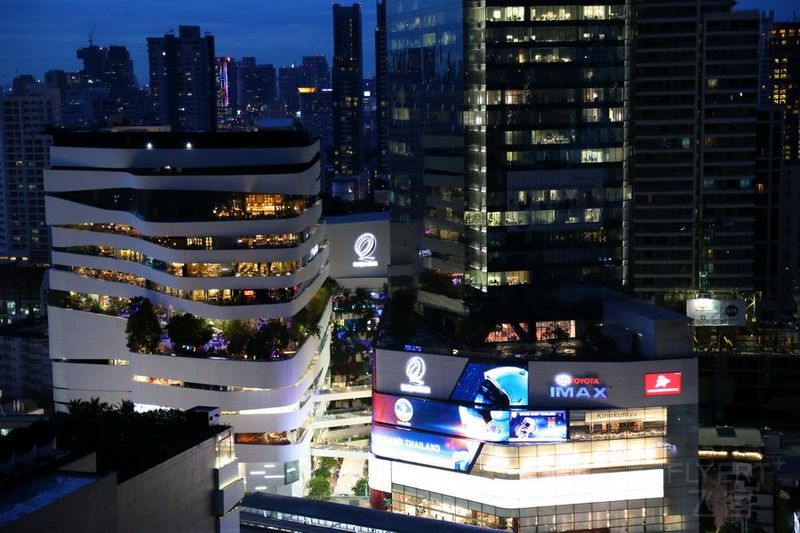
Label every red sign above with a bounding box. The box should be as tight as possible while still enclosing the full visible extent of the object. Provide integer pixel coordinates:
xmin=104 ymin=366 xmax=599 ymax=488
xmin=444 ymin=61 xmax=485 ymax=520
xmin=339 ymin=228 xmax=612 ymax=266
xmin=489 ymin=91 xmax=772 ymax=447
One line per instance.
xmin=644 ymin=372 xmax=682 ymax=396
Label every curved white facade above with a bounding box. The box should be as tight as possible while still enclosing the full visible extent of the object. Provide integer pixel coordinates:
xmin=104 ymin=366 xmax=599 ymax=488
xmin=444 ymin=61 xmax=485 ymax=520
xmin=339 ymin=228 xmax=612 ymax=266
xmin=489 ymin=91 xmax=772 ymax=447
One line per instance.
xmin=46 ymin=131 xmax=330 ymax=496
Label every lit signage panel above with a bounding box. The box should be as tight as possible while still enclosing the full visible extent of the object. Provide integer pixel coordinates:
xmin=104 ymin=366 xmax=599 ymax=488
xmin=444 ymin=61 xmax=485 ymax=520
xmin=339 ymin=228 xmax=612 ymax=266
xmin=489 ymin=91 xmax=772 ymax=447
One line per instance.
xmin=353 ymin=232 xmax=378 ymax=268
xmin=375 ymin=349 xmax=469 ymax=400
xmin=373 ymin=392 xmax=568 ymax=444
xmin=644 ymin=372 xmax=682 ymax=396
xmin=371 ymin=424 xmax=481 ymax=472
xmin=450 ymin=362 xmax=528 ymax=406
xmin=686 ymin=298 xmax=745 ymax=327
xmin=528 ymin=359 xmax=698 ymax=408
xmin=508 ymin=411 xmax=568 ymax=443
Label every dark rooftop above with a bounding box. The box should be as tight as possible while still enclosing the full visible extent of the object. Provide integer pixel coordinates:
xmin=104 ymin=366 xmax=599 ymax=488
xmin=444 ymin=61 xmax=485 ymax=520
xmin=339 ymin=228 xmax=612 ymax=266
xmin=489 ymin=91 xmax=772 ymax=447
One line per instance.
xmin=49 ymin=127 xmax=314 ymax=149
xmin=241 ymin=491 xmax=497 ymax=533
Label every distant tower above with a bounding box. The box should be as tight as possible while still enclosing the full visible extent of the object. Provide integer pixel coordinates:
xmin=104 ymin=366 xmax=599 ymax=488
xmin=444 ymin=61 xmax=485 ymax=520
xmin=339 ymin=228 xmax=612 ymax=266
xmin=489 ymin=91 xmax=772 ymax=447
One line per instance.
xmin=147 ymin=26 xmax=217 ymax=131
xmin=0 ymin=78 xmax=61 ymax=263
xmin=375 ymin=0 xmax=389 ymax=176
xmin=332 ymin=3 xmax=364 ymax=195
xmin=278 ymin=65 xmax=299 ymax=115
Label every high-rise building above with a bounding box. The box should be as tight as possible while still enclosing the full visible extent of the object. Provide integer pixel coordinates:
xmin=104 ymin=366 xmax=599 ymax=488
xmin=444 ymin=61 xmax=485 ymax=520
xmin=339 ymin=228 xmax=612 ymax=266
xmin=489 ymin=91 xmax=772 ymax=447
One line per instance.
xmin=765 ymin=21 xmax=800 ymax=161
xmin=387 ymin=1 xmax=628 ymax=340
xmin=76 ymin=44 xmax=107 ymax=85
xmin=299 ymin=88 xmax=333 ymax=146
xmin=0 ymin=78 xmax=61 ymax=263
xmin=278 ymin=65 xmax=299 ymax=115
xmin=45 ymin=128 xmax=330 ymax=496
xmin=332 ymin=3 xmax=364 ymax=193
xmin=754 ymin=106 xmax=798 ymax=318
xmin=103 ymin=45 xmax=136 ymax=100
xmin=216 ymin=56 xmax=235 ymax=109
xmin=147 ymin=26 xmax=217 ymax=131
xmin=237 ymin=58 xmax=277 ymax=115
xmin=43 ymin=70 xmax=68 ymax=104
xmin=374 ymin=0 xmax=389 ymax=176
xmin=631 ymin=3 xmax=761 ymax=305
xmin=300 ymin=55 xmax=331 ymax=89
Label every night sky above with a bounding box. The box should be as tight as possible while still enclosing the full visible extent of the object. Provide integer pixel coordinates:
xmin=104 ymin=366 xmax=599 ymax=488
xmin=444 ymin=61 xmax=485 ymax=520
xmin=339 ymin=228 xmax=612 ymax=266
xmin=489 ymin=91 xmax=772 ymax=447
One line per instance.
xmin=0 ymin=0 xmax=796 ymax=87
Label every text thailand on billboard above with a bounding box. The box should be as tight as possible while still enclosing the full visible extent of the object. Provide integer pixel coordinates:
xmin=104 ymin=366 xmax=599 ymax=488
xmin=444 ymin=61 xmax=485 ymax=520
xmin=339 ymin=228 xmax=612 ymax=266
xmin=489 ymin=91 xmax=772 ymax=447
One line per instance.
xmin=373 ymin=392 xmax=567 ymax=444
xmin=371 ymin=424 xmax=482 ymax=472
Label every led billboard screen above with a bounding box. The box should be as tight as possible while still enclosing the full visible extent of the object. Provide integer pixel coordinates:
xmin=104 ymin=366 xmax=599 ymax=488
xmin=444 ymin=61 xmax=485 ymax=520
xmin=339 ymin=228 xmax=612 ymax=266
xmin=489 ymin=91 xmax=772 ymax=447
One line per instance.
xmin=450 ymin=363 xmax=528 ymax=406
xmin=371 ymin=424 xmax=482 ymax=472
xmin=373 ymin=393 xmax=568 ymax=444
xmin=508 ymin=410 xmax=568 ymax=443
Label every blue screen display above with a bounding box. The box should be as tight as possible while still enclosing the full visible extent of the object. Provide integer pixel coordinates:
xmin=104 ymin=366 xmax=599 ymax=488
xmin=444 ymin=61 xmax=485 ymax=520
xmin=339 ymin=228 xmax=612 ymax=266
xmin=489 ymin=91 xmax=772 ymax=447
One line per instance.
xmin=371 ymin=423 xmax=482 ymax=472
xmin=373 ymin=392 xmax=568 ymax=444
xmin=508 ymin=410 xmax=568 ymax=443
xmin=449 ymin=363 xmax=528 ymax=407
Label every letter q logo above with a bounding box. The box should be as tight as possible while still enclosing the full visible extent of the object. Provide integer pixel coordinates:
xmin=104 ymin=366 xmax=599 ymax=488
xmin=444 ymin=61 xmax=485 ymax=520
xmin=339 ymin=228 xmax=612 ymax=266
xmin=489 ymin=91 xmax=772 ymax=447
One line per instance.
xmin=405 ymin=356 xmax=426 ymax=385
xmin=354 ymin=233 xmax=377 ymax=262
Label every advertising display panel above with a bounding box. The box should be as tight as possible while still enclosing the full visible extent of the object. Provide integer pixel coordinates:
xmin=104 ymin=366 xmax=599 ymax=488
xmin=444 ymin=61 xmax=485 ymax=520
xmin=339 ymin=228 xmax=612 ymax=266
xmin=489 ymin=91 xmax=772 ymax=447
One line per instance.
xmin=375 ymin=350 xmax=469 ymax=400
xmin=528 ymin=358 xmax=698 ymax=408
xmin=449 ymin=362 xmax=528 ymax=406
xmin=373 ymin=392 xmax=567 ymax=444
xmin=508 ymin=410 xmax=568 ymax=443
xmin=371 ymin=424 xmax=482 ymax=472
xmin=686 ymin=298 xmax=746 ymax=327
xmin=374 ymin=349 xmax=528 ymax=405
xmin=644 ymin=372 xmax=682 ymax=396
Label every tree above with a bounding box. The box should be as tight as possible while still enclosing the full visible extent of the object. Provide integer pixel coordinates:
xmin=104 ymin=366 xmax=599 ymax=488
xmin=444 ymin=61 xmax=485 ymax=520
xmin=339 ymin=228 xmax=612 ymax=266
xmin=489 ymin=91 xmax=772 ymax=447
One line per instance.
xmin=125 ymin=297 xmax=162 ymax=353
xmin=246 ymin=321 xmax=290 ymax=359
xmin=117 ymin=399 xmax=136 ymax=417
xmin=352 ymin=477 xmax=368 ymax=497
xmin=289 ymin=307 xmax=321 ymax=341
xmin=307 ymin=476 xmax=332 ymax=500
xmin=221 ymin=320 xmax=256 ymax=355
xmin=167 ymin=313 xmax=213 ymax=353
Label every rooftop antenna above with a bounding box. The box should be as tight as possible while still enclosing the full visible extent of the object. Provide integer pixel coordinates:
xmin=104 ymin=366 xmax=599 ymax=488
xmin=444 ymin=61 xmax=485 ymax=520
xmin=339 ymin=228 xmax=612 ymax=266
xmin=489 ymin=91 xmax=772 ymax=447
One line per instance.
xmin=88 ymin=23 xmax=96 ymax=47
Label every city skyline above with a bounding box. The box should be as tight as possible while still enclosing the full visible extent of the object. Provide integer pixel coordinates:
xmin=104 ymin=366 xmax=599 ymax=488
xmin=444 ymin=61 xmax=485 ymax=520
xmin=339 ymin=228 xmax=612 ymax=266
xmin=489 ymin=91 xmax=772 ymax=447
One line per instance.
xmin=1 ymin=0 xmax=793 ymax=86
xmin=0 ymin=0 xmax=378 ymax=86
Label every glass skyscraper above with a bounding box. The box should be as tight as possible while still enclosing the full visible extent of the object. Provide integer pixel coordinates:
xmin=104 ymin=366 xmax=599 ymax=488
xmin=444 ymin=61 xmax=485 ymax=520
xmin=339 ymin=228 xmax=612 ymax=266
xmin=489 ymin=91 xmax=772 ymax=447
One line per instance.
xmin=387 ymin=1 xmax=628 ymax=342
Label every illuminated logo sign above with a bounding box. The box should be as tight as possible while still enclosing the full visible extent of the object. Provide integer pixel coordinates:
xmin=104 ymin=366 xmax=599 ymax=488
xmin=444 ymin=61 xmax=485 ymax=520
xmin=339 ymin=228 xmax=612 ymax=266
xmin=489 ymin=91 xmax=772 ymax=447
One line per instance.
xmin=394 ymin=398 xmax=414 ymax=424
xmin=401 ymin=356 xmax=431 ymax=394
xmin=353 ymin=232 xmax=378 ymax=268
xmin=549 ymin=373 xmax=608 ymax=399
xmin=644 ymin=372 xmax=682 ymax=396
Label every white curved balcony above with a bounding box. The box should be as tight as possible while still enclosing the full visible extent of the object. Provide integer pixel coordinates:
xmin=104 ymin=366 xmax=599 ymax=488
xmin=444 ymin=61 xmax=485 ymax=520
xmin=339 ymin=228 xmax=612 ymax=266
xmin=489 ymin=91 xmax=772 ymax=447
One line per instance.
xmin=51 ymin=223 xmax=325 ymax=264
xmin=52 ymin=361 xmax=132 ymax=396
xmin=45 ymin=161 xmax=321 ymax=196
xmin=130 ymin=345 xmax=327 ymax=413
xmin=220 ymin=398 xmax=314 ymax=434
xmin=45 ymin=196 xmax=322 ymax=237
xmin=129 ymin=301 xmax=332 ymax=390
xmin=48 ymin=262 xmax=330 ymax=321
xmin=48 ymin=307 xmax=129 ymax=360
xmin=51 ymin=245 xmax=329 ymax=292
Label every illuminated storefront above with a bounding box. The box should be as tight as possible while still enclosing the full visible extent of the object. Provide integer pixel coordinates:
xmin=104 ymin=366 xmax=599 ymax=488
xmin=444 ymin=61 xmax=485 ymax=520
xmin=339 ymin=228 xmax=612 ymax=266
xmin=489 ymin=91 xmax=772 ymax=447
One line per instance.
xmin=369 ymin=349 xmax=699 ymax=532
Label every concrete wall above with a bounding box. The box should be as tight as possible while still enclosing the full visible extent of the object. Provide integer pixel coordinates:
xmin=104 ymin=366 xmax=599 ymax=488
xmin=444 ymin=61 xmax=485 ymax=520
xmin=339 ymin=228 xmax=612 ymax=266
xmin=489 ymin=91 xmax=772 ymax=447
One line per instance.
xmin=116 ymin=435 xmax=218 ymax=533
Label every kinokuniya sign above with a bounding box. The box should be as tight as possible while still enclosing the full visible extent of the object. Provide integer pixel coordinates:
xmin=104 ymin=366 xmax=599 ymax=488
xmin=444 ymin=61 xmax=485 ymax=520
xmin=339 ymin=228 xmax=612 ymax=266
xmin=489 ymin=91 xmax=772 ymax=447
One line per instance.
xmin=549 ymin=373 xmax=608 ymax=399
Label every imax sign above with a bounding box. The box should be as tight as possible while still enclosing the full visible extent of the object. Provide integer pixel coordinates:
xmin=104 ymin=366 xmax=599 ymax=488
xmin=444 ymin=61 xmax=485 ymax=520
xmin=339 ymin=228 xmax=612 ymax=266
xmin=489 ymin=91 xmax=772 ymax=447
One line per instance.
xmin=549 ymin=373 xmax=608 ymax=399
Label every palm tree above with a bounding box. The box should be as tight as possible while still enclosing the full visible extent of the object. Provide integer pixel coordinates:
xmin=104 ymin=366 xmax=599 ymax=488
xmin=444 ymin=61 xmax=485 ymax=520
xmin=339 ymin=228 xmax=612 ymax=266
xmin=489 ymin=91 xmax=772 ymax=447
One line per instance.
xmin=117 ymin=399 xmax=136 ymax=417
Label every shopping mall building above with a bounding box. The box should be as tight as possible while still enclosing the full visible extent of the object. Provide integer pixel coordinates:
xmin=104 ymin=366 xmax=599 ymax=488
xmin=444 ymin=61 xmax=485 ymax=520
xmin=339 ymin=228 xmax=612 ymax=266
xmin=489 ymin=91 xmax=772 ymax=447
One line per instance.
xmin=45 ymin=128 xmax=330 ymax=496
xmin=369 ymin=301 xmax=699 ymax=532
